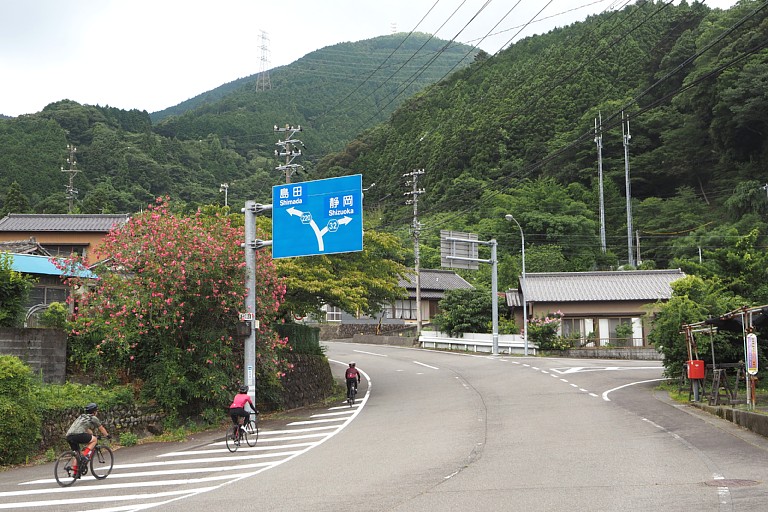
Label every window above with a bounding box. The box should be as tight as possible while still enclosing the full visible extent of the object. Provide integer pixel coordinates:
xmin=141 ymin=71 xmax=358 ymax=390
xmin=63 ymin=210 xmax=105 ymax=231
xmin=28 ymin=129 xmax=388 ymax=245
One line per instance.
xmin=394 ymin=299 xmax=417 ymax=320
xmin=608 ymin=318 xmax=635 ymax=346
xmin=41 ymin=244 xmax=87 ymax=259
xmin=26 ymin=286 xmax=68 ymax=308
xmin=561 ymin=318 xmax=585 ymax=338
xmin=322 ymin=304 xmax=342 ymax=322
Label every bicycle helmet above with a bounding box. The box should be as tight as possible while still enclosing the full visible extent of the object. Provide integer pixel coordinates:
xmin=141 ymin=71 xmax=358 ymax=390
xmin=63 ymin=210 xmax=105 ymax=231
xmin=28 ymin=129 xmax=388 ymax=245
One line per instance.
xmin=349 ymin=362 xmax=356 ymax=367
xmin=85 ymin=402 xmax=98 ymax=413
xmin=239 ymin=385 xmax=248 ymax=393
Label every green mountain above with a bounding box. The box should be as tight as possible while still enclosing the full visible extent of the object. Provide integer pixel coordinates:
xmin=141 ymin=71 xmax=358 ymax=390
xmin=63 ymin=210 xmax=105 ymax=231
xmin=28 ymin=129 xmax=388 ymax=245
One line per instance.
xmin=0 ymin=33 xmax=476 ymax=213
xmin=1 ymin=1 xmax=767 ymax=282
xmin=316 ymin=0 xmax=768 ymax=271
xmin=152 ymin=33 xmax=478 ymax=155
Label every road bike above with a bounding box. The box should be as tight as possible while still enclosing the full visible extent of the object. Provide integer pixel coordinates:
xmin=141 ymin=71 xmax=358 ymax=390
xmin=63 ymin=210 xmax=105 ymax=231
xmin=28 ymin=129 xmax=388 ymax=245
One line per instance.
xmin=226 ymin=415 xmax=259 ymax=452
xmin=347 ymin=381 xmax=358 ymax=406
xmin=54 ymin=435 xmax=114 ymax=487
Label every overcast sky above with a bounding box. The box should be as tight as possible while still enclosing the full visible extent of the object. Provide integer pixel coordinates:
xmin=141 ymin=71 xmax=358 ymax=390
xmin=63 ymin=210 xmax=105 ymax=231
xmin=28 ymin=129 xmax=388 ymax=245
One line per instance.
xmin=1 ymin=0 xmax=738 ymax=117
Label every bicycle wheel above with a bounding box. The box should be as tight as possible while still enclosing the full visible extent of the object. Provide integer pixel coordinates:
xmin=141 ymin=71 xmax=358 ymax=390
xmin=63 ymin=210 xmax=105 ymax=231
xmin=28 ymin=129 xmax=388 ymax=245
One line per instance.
xmin=245 ymin=419 xmax=259 ymax=447
xmin=91 ymin=445 xmax=114 ymax=479
xmin=54 ymin=451 xmax=79 ymax=487
xmin=225 ymin=426 xmax=239 ymax=452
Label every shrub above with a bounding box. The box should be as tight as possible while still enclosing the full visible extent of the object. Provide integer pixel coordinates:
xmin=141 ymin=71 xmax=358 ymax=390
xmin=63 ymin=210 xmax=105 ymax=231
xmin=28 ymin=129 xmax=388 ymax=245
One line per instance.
xmin=0 ymin=356 xmax=41 ymax=465
xmin=277 ymin=323 xmax=323 ymax=355
xmin=119 ymin=432 xmax=138 ymax=447
xmin=39 ymin=302 xmax=68 ymax=329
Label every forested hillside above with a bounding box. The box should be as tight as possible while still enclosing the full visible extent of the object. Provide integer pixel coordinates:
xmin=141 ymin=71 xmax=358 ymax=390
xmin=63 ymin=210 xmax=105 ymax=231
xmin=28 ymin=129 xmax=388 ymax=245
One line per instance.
xmin=1 ymin=1 xmax=767 ymax=296
xmin=317 ymin=0 xmax=768 ymax=279
xmin=0 ymin=33 xmax=476 ymax=213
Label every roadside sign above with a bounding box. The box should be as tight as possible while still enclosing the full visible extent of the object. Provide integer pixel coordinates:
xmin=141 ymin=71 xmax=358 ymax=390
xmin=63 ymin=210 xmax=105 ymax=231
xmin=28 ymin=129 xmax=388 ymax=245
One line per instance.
xmin=239 ymin=312 xmax=255 ymax=321
xmin=747 ymin=332 xmax=758 ymax=375
xmin=272 ymin=175 xmax=363 ymax=258
xmin=440 ymin=230 xmax=479 ymax=270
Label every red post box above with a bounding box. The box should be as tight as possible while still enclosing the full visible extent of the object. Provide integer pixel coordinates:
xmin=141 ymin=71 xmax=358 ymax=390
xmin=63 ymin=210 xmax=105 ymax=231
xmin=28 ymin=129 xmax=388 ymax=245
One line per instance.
xmin=687 ymin=360 xmax=705 ymax=380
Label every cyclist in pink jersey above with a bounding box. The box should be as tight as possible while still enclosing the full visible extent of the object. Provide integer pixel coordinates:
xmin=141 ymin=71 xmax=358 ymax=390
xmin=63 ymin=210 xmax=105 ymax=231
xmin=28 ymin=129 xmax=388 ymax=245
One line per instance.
xmin=229 ymin=385 xmax=257 ymax=428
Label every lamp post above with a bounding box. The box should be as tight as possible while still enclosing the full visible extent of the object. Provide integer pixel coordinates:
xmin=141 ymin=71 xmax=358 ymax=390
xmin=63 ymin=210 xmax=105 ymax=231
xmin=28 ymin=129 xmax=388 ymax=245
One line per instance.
xmin=505 ymin=214 xmax=528 ymax=356
xmin=220 ymin=183 xmax=229 ymax=207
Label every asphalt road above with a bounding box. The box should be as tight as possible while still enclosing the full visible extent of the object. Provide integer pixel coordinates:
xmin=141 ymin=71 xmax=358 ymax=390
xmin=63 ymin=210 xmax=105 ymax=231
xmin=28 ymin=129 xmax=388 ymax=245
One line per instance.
xmin=2 ymin=342 xmax=768 ymax=511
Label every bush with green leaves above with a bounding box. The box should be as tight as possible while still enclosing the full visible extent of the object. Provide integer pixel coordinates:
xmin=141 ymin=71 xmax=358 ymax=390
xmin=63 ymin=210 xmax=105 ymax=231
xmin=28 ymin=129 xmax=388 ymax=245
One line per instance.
xmin=433 ymin=287 xmax=499 ymax=337
xmin=527 ymin=311 xmax=565 ymax=351
xmin=0 ymin=356 xmax=41 ymax=465
xmin=39 ymin=302 xmax=68 ymax=329
xmin=0 ymin=253 xmax=35 ymax=328
xmin=57 ymin=199 xmax=288 ymax=419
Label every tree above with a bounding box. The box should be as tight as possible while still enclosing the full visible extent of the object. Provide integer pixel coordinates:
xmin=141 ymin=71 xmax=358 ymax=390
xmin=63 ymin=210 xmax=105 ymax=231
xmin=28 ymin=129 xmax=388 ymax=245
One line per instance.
xmin=0 ymin=181 xmax=31 ymax=217
xmin=648 ymin=275 xmax=744 ymax=378
xmin=276 ymin=229 xmax=408 ymax=319
xmin=432 ymin=287 xmax=496 ymax=337
xmin=0 ymin=253 xmax=35 ymax=327
xmin=60 ymin=198 xmax=287 ymax=418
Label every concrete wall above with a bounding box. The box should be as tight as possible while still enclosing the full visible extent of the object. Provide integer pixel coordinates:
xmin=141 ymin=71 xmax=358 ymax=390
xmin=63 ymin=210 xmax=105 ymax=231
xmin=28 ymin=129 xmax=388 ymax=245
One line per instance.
xmin=0 ymin=328 xmax=67 ymax=383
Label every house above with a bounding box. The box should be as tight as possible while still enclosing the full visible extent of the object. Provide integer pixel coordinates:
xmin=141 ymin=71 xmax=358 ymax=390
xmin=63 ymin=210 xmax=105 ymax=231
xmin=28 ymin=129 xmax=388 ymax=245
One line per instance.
xmin=4 ymin=252 xmax=95 ymax=326
xmin=506 ymin=269 xmax=685 ymax=347
xmin=321 ymin=268 xmax=473 ymax=330
xmin=0 ymin=214 xmax=130 ymax=265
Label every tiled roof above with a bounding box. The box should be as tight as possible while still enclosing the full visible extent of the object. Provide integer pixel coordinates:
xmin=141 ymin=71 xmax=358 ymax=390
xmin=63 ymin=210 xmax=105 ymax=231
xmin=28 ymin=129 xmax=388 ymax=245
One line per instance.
xmin=0 ymin=214 xmax=130 ymax=232
xmin=518 ymin=269 xmax=685 ymax=302
xmin=398 ymin=268 xmax=474 ymax=292
xmin=0 ymin=238 xmax=51 ymax=256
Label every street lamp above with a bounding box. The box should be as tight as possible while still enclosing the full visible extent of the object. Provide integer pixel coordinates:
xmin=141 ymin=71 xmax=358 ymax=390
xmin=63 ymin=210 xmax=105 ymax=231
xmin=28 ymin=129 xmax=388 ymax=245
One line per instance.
xmin=220 ymin=183 xmax=229 ymax=207
xmin=505 ymin=214 xmax=528 ymax=356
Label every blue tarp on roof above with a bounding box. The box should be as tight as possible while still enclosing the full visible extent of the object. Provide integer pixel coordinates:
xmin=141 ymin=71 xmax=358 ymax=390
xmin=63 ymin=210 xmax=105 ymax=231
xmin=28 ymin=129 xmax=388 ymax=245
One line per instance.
xmin=7 ymin=253 xmax=96 ymax=278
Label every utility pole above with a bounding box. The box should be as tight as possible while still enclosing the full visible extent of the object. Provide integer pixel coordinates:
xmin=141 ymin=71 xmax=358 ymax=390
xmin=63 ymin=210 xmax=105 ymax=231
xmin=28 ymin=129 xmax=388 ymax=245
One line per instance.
xmin=61 ymin=144 xmax=79 ymax=213
xmin=622 ymin=111 xmax=635 ymax=266
xmin=404 ymin=169 xmax=425 ymax=336
xmin=274 ymin=124 xmax=305 ymax=183
xmin=256 ymin=30 xmax=272 ymax=91
xmin=594 ymin=113 xmax=606 ymax=254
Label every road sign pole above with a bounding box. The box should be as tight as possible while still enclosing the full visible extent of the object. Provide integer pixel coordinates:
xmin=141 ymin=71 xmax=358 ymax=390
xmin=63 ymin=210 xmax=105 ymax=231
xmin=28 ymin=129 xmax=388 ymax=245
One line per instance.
xmin=243 ymin=200 xmax=257 ymax=404
xmin=491 ymin=240 xmax=499 ymax=356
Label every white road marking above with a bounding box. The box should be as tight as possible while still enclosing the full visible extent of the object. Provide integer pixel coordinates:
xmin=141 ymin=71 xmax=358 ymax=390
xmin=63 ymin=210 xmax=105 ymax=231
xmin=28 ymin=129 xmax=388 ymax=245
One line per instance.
xmin=287 ymin=418 xmax=347 ymax=426
xmin=353 ymin=349 xmax=388 ymax=357
xmin=552 ymin=366 xmax=661 ymax=375
xmin=413 ymin=361 xmax=439 ymax=370
xmin=601 ymin=378 xmax=670 ymax=401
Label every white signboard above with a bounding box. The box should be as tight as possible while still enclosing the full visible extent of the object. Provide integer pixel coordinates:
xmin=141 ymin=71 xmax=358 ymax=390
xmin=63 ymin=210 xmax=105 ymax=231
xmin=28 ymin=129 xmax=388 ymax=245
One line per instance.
xmin=746 ymin=332 xmax=758 ymax=375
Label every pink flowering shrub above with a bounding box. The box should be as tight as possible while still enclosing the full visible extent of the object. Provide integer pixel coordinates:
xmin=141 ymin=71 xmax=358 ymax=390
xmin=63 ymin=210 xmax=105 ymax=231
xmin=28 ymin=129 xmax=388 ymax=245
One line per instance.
xmin=58 ymin=198 xmax=287 ymax=417
xmin=526 ymin=310 xmax=566 ymax=350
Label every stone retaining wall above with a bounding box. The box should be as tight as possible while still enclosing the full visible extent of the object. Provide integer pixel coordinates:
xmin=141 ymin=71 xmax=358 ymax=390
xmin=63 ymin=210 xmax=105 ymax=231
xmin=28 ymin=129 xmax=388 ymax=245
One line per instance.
xmin=280 ymin=354 xmax=337 ymax=410
xmin=40 ymin=404 xmax=166 ymax=452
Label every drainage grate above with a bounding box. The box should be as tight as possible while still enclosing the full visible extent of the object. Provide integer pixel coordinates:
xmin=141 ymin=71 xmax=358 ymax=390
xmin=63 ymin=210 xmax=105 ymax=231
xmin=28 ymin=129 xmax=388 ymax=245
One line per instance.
xmin=704 ymin=479 xmax=760 ymax=488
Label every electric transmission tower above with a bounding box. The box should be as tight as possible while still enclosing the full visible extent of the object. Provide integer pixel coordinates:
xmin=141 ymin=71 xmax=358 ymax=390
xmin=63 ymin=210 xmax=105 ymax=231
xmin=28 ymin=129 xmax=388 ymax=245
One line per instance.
xmin=256 ymin=30 xmax=272 ymax=91
xmin=61 ymin=144 xmax=80 ymax=213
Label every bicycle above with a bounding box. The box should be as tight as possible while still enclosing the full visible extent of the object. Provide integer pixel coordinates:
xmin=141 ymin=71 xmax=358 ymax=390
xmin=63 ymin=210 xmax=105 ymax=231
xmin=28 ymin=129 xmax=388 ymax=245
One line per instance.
xmin=226 ymin=414 xmax=259 ymax=453
xmin=54 ymin=435 xmax=114 ymax=487
xmin=347 ymin=381 xmax=358 ymax=406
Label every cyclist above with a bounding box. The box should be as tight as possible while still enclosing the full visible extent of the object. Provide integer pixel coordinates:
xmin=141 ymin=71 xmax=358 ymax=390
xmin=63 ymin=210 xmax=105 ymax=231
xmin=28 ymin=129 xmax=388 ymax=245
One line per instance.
xmin=65 ymin=403 xmax=110 ymax=477
xmin=345 ymin=362 xmax=361 ymax=399
xmin=229 ymin=385 xmax=257 ymax=430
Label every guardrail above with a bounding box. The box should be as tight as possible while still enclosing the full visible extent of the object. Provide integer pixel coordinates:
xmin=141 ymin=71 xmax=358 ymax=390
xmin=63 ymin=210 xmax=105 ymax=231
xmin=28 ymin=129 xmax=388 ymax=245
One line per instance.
xmin=418 ymin=331 xmax=537 ymax=355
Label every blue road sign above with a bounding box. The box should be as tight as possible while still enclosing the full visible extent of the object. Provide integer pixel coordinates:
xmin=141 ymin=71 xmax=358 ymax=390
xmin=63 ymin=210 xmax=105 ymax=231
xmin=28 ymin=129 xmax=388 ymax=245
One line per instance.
xmin=272 ymin=174 xmax=364 ymax=258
